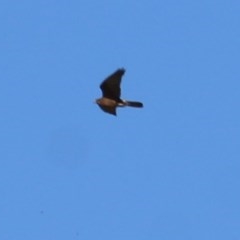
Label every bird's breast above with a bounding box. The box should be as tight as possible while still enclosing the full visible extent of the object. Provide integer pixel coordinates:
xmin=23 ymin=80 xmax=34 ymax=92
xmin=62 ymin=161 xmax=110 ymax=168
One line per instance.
xmin=97 ymin=98 xmax=118 ymax=107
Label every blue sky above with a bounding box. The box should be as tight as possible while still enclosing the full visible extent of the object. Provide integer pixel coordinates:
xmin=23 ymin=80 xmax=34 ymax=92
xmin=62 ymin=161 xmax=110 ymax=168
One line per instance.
xmin=0 ymin=0 xmax=240 ymax=239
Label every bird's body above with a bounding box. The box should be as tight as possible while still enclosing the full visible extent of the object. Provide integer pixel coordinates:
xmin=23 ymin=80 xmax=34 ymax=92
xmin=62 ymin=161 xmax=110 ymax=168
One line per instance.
xmin=95 ymin=68 xmax=143 ymax=116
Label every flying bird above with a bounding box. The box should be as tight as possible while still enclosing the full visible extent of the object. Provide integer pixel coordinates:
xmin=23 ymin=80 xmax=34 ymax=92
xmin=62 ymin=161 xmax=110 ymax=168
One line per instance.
xmin=95 ymin=68 xmax=143 ymax=116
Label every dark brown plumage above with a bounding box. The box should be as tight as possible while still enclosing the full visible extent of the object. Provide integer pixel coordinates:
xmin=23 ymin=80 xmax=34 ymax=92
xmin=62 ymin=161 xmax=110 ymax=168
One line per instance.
xmin=95 ymin=68 xmax=143 ymax=116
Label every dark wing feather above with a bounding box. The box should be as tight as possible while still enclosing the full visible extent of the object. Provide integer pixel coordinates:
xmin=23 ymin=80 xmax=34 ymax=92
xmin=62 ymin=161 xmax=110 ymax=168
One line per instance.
xmin=98 ymin=105 xmax=117 ymax=116
xmin=100 ymin=68 xmax=125 ymax=101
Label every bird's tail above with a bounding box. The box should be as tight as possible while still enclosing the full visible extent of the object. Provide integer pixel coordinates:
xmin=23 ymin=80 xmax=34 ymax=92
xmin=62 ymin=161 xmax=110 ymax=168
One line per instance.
xmin=125 ymin=101 xmax=143 ymax=108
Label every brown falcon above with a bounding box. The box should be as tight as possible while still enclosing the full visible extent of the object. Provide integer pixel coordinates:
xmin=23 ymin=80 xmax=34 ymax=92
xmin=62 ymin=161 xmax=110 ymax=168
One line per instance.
xmin=95 ymin=68 xmax=143 ymax=116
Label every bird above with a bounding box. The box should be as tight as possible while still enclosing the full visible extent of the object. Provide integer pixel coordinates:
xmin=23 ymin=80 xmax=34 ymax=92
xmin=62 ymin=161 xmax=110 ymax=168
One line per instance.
xmin=95 ymin=68 xmax=143 ymax=116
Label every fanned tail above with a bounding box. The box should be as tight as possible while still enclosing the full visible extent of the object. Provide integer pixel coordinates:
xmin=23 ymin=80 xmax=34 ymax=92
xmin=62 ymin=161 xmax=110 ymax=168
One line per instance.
xmin=125 ymin=101 xmax=143 ymax=108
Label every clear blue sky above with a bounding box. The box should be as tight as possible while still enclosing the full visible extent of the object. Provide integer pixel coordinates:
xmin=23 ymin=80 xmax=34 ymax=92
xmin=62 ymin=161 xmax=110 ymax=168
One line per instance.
xmin=0 ymin=0 xmax=240 ymax=239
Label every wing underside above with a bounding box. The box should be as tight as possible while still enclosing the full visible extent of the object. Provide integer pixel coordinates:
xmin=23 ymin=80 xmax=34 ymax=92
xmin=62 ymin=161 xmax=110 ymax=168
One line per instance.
xmin=98 ymin=105 xmax=117 ymax=116
xmin=100 ymin=69 xmax=125 ymax=101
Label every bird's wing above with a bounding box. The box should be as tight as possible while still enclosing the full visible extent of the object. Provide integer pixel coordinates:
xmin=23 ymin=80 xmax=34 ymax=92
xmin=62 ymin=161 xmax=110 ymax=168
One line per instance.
xmin=100 ymin=68 xmax=125 ymax=100
xmin=98 ymin=105 xmax=117 ymax=116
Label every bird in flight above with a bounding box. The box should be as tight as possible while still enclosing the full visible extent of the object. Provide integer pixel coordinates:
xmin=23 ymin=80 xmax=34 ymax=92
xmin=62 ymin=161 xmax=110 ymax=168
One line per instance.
xmin=95 ymin=68 xmax=143 ymax=116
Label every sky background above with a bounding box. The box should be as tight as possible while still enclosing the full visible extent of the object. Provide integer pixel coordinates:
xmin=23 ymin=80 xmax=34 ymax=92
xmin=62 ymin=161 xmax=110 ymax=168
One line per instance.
xmin=0 ymin=0 xmax=240 ymax=239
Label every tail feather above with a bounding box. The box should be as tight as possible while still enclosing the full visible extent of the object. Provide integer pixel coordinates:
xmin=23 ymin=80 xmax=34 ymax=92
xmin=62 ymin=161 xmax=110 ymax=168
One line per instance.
xmin=125 ymin=101 xmax=143 ymax=108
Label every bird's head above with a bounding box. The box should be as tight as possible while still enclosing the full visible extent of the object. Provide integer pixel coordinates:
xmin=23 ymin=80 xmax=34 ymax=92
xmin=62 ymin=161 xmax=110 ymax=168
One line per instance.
xmin=95 ymin=98 xmax=101 ymax=105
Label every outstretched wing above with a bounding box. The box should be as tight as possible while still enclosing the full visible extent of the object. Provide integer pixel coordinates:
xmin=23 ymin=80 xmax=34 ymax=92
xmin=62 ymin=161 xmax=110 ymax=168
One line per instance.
xmin=98 ymin=105 xmax=117 ymax=116
xmin=100 ymin=68 xmax=125 ymax=101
